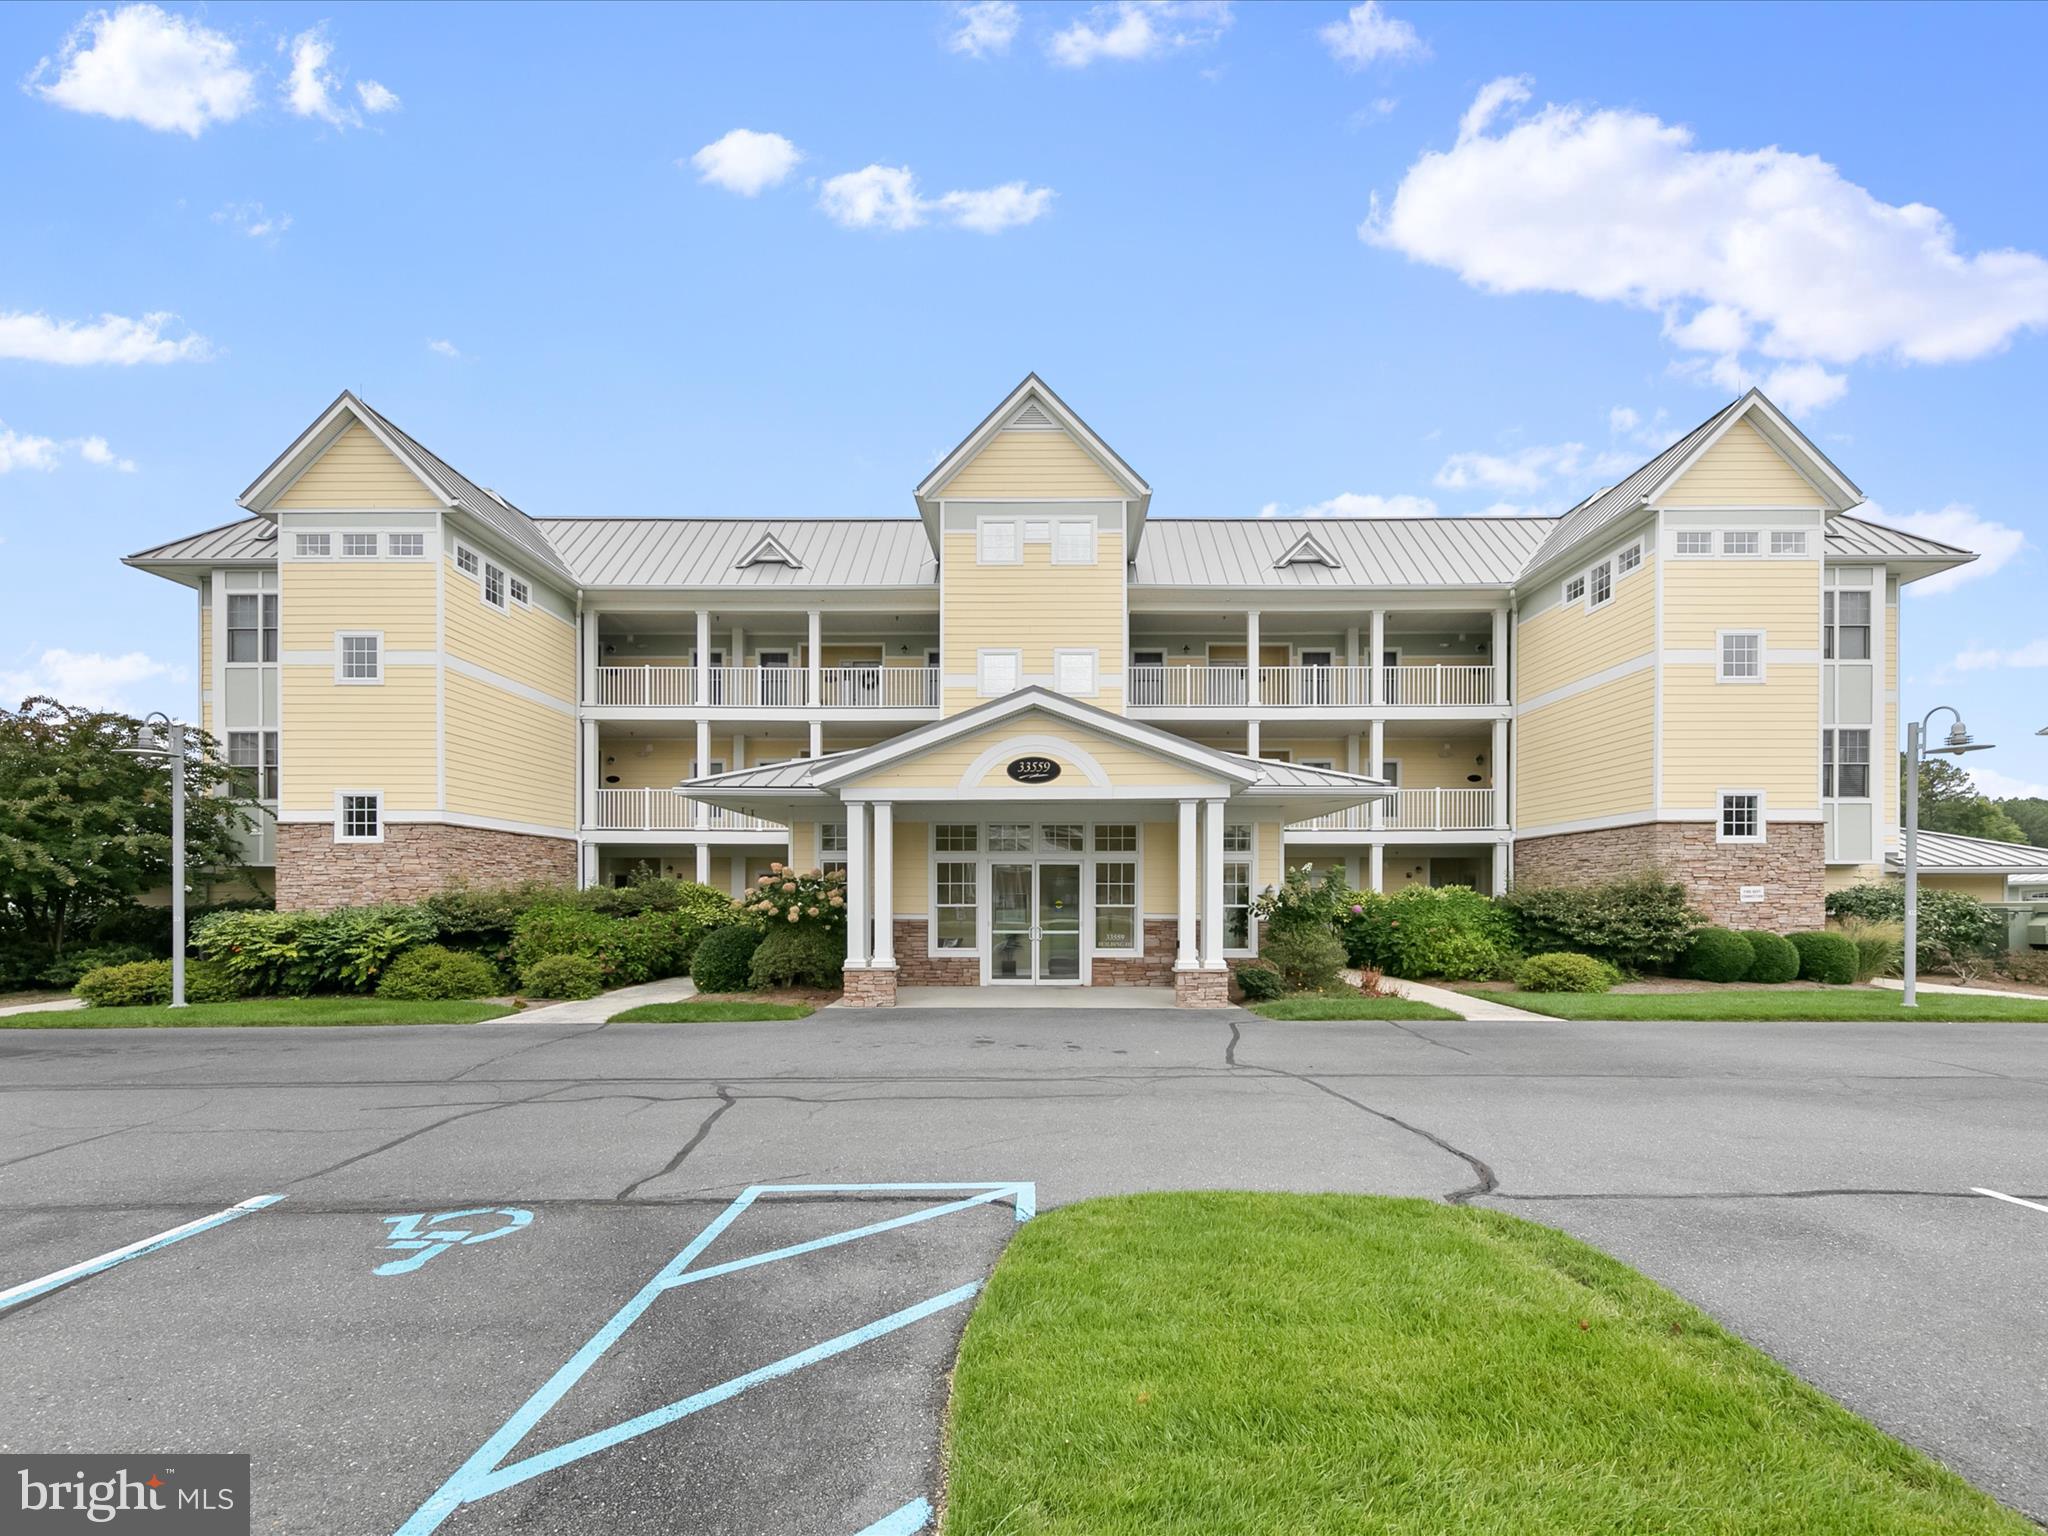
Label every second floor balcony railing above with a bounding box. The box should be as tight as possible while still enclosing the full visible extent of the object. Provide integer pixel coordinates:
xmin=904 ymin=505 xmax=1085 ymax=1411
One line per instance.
xmin=1128 ymin=663 xmax=1497 ymax=709
xmin=1289 ymin=786 xmax=1501 ymax=833
xmin=591 ymin=665 xmax=940 ymax=710
xmin=591 ymin=788 xmax=785 ymax=833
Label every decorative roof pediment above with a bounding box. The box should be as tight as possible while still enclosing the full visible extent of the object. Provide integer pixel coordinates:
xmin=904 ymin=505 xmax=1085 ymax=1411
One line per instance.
xmin=735 ymin=532 xmax=804 ymax=570
xmin=1274 ymin=533 xmax=1342 ymax=570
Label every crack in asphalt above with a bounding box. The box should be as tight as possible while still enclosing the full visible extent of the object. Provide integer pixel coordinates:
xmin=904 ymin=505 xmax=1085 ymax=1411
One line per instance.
xmin=284 ymin=1083 xmax=574 ymax=1186
xmin=614 ymin=1086 xmax=737 ymax=1202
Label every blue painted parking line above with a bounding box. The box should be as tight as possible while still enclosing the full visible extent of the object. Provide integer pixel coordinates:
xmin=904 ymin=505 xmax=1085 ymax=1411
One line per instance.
xmin=854 ymin=1496 xmax=934 ymax=1535
xmin=395 ymin=1181 xmax=1032 ymax=1536
xmin=0 ymin=1195 xmax=285 ymax=1314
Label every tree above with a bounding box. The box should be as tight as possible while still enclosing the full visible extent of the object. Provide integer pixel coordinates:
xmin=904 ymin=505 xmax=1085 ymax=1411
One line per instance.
xmin=0 ymin=696 xmax=252 ymax=959
xmin=2000 ymin=797 xmax=2048 ymax=848
xmin=1899 ymin=753 xmax=2026 ymax=843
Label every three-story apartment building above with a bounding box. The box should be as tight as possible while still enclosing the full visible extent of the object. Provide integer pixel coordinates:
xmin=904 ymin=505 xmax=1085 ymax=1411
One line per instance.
xmin=127 ymin=377 xmax=1973 ymax=1005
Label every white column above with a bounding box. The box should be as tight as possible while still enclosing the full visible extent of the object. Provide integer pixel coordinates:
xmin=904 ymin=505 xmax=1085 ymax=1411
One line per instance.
xmin=1201 ymin=799 xmax=1226 ymax=969
xmin=1491 ymin=606 xmax=1509 ymax=705
xmin=733 ymin=734 xmax=747 ymax=772
xmin=695 ymin=719 xmax=712 ymax=830
xmin=580 ymin=609 xmax=599 ymax=704
xmin=1175 ymin=800 xmax=1199 ymax=969
xmin=1369 ymin=609 xmax=1386 ymax=705
xmin=806 ymin=608 xmax=823 ymax=711
xmin=1246 ymin=720 xmax=1261 ymax=759
xmin=695 ymin=841 xmax=711 ymax=885
xmin=1369 ymin=718 xmax=1386 ymax=830
xmin=871 ymin=801 xmax=895 ymax=967
xmin=1346 ymin=733 xmax=1360 ymax=774
xmin=1491 ymin=841 xmax=1508 ymax=896
xmin=732 ymin=623 xmax=746 ymax=704
xmin=1369 ymin=844 xmax=1385 ymax=893
xmin=695 ymin=610 xmax=712 ymax=706
xmin=845 ymin=801 xmax=871 ymax=968
xmin=809 ymin=718 xmax=823 ymax=759
xmin=581 ymin=721 xmax=598 ymax=830
xmin=1491 ymin=717 xmax=1508 ymax=828
xmin=1246 ymin=609 xmax=1262 ymax=707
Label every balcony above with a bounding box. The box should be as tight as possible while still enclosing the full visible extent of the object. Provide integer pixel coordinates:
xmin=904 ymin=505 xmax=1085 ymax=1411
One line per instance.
xmin=590 ymin=788 xmax=785 ymax=834
xmin=1128 ymin=663 xmax=1499 ymax=712
xmin=590 ymin=664 xmax=940 ymax=712
xmin=1289 ymin=787 xmax=1501 ymax=835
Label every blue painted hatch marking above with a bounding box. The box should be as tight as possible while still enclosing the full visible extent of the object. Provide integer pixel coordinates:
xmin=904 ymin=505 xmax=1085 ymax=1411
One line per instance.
xmin=374 ymin=1207 xmax=533 ymax=1276
xmin=855 ymin=1496 xmax=935 ymax=1535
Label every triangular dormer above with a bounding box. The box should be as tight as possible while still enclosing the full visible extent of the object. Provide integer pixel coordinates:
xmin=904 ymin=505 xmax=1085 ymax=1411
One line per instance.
xmin=1274 ymin=533 xmax=1342 ymax=570
xmin=735 ymin=532 xmax=804 ymax=570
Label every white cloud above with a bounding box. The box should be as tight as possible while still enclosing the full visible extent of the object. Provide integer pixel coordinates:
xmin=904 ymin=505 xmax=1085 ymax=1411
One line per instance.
xmin=356 ymin=78 xmax=399 ymax=114
xmin=1319 ymin=2 xmax=1424 ymax=69
xmin=1954 ymin=638 xmax=2048 ymax=672
xmin=1434 ymin=441 xmax=1633 ymax=495
xmin=214 ymin=201 xmax=291 ymax=240
xmin=283 ymin=25 xmax=389 ymax=129
xmin=689 ymin=128 xmax=803 ymax=196
xmin=1860 ymin=500 xmax=2025 ymax=597
xmin=0 ymin=309 xmax=209 ymax=365
xmin=819 ymin=165 xmax=1054 ymax=233
xmin=70 ymin=435 xmax=137 ymax=472
xmin=1259 ymin=492 xmax=1438 ymax=519
xmin=1608 ymin=406 xmax=1640 ymax=435
xmin=27 ymin=4 xmax=254 ymax=136
xmin=1970 ymin=765 xmax=2048 ymax=801
xmin=426 ymin=338 xmax=461 ymax=359
xmin=0 ymin=424 xmax=61 ymax=474
xmin=949 ymin=0 xmax=1020 ymax=58
xmin=0 ymin=649 xmax=185 ymax=712
xmin=1365 ymin=77 xmax=2048 ymax=411
xmin=1048 ymin=1 xmax=1232 ymax=67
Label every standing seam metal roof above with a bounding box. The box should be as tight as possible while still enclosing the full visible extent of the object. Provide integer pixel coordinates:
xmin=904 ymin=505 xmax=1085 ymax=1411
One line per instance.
xmin=535 ymin=518 xmax=939 ymax=587
xmin=125 ymin=516 xmax=277 ymax=563
xmin=1130 ymin=516 xmax=1554 ymax=587
xmin=1823 ymin=516 xmax=1977 ymax=562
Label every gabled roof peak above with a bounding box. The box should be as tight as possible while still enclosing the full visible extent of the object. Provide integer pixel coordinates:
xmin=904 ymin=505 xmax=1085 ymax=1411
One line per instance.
xmin=1273 ymin=532 xmax=1342 ymax=569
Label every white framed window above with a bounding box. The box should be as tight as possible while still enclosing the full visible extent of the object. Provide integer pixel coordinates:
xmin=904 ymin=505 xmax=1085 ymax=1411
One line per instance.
xmin=1041 ymin=823 xmax=1086 ymax=853
xmin=1723 ymin=530 xmax=1760 ymax=557
xmin=1023 ymin=519 xmax=1051 ymax=544
xmin=988 ymin=823 xmax=1032 ymax=853
xmin=295 ymin=532 xmax=331 ymax=559
xmin=820 ymin=822 xmax=848 ymax=878
xmin=227 ymin=593 xmax=277 ymax=663
xmin=1616 ymin=541 xmax=1643 ymax=574
xmin=935 ymin=862 xmax=978 ymax=950
xmin=389 ymin=532 xmax=425 ymax=558
xmin=1563 ymin=574 xmax=1586 ymax=604
xmin=1823 ymin=589 xmax=1871 ymax=660
xmin=227 ymin=730 xmax=279 ymax=800
xmin=1094 ymin=860 xmax=1137 ymax=951
xmin=935 ymin=824 xmax=979 ymax=853
xmin=341 ymin=532 xmax=378 ymax=559
xmin=1717 ymin=791 xmax=1764 ymax=844
xmin=336 ymin=791 xmax=383 ymax=843
xmin=977 ymin=519 xmax=1020 ymax=565
xmin=1824 ymin=727 xmax=1871 ymax=799
xmin=1093 ymin=823 xmax=1138 ymax=853
xmin=1717 ymin=630 xmax=1763 ymax=683
xmin=336 ymin=631 xmax=383 ymax=684
xmin=1052 ymin=519 xmax=1096 ymax=565
xmin=1054 ymin=649 xmax=1097 ymax=696
xmin=483 ymin=562 xmax=507 ymax=609
xmin=1771 ymin=530 xmax=1807 ymax=556
xmin=977 ymin=648 xmax=1021 ymax=696
xmin=509 ymin=576 xmax=531 ymax=607
xmin=1587 ymin=559 xmax=1614 ymax=610
xmin=1675 ymin=530 xmax=1713 ymax=557
xmin=454 ymin=543 xmax=480 ymax=577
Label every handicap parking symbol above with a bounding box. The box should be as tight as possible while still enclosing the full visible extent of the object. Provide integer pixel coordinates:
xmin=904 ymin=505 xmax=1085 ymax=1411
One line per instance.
xmin=375 ymin=1208 xmax=533 ymax=1276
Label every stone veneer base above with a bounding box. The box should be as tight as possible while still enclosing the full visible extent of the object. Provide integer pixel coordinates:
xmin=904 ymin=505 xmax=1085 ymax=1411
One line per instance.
xmin=1513 ymin=820 xmax=1825 ymax=930
xmin=1173 ymin=968 xmax=1231 ymax=1008
xmin=840 ymin=966 xmax=899 ymax=1008
xmin=276 ymin=821 xmax=577 ymax=912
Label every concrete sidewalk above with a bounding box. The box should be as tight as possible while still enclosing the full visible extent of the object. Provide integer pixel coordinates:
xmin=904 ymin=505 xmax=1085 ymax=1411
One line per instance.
xmin=1361 ymin=973 xmax=1552 ymax=1021
xmin=516 ymin=974 xmax=697 ymax=1024
xmin=0 ymin=997 xmax=85 ymax=1019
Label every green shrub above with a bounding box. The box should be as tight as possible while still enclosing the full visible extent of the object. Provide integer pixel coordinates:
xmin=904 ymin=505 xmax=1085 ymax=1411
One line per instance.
xmin=1824 ymin=883 xmax=1903 ymax=923
xmin=1421 ymin=931 xmax=1511 ymax=982
xmin=302 ymin=904 xmax=438 ymax=991
xmin=1832 ymin=917 xmax=1905 ymax=982
xmin=191 ymin=909 xmax=319 ymax=995
xmin=1741 ymin=931 xmax=1801 ymax=984
xmin=1788 ymin=930 xmax=1858 ymax=985
xmin=510 ymin=907 xmax=693 ymax=987
xmin=1254 ymin=864 xmax=1358 ymax=937
xmin=37 ymin=943 xmax=154 ymax=989
xmin=1499 ymin=878 xmax=1702 ymax=972
xmin=1825 ymin=882 xmax=2004 ymax=969
xmin=0 ymin=934 xmax=54 ymax=990
xmin=1366 ymin=886 xmax=1516 ymax=979
xmin=691 ymin=924 xmax=764 ymax=993
xmin=1683 ymin=927 xmax=1755 ymax=984
xmin=1232 ymin=961 xmax=1285 ymax=1002
xmin=748 ymin=924 xmax=844 ymax=990
xmin=74 ymin=958 xmax=237 ymax=1007
xmin=1260 ymin=924 xmax=1349 ymax=993
xmin=1337 ymin=891 xmax=1394 ymax=970
xmin=519 ymin=953 xmax=605 ymax=1001
xmin=734 ymin=864 xmax=847 ymax=940
xmin=422 ymin=881 xmax=565 ymax=958
xmin=376 ymin=945 xmax=503 ymax=1001
xmin=86 ymin=897 xmax=273 ymax=955
xmin=1515 ymin=952 xmax=1619 ymax=993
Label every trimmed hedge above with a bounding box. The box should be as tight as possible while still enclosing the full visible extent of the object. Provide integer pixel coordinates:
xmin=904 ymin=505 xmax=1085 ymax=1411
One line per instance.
xmin=1741 ymin=931 xmax=1800 ymax=985
xmin=1261 ymin=924 xmax=1350 ymax=992
xmin=510 ymin=907 xmax=694 ymax=987
xmin=1683 ymin=927 xmax=1755 ymax=984
xmin=376 ymin=945 xmax=502 ymax=1001
xmin=1515 ymin=952 xmax=1619 ymax=994
xmin=37 ymin=943 xmax=155 ymax=989
xmin=1232 ymin=961 xmax=1284 ymax=1002
xmin=1789 ymin=930 xmax=1858 ymax=985
xmin=1497 ymin=878 xmax=1701 ymax=973
xmin=75 ymin=959 xmax=238 ymax=1007
xmin=691 ymin=925 xmax=764 ymax=993
xmin=519 ymin=954 xmax=605 ymax=1001
xmin=748 ymin=924 xmax=844 ymax=990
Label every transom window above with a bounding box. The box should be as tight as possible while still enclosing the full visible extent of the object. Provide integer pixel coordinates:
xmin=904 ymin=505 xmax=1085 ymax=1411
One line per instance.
xmin=1718 ymin=792 xmax=1763 ymax=843
xmin=1041 ymin=823 xmax=1085 ymax=853
xmin=1094 ymin=861 xmax=1137 ymax=950
xmin=820 ymin=823 xmax=848 ymax=877
xmin=338 ymin=632 xmax=382 ymax=683
xmin=988 ymin=824 xmax=1033 ymax=852
xmin=509 ymin=576 xmax=530 ymax=606
xmin=227 ymin=593 xmax=277 ymax=663
xmin=977 ymin=520 xmax=1019 ymax=565
xmin=1675 ymin=530 xmax=1713 ymax=557
xmin=295 ymin=532 xmax=331 ymax=558
xmin=482 ymin=562 xmax=507 ymax=609
xmin=1094 ymin=823 xmax=1137 ymax=852
xmin=1616 ymin=542 xmax=1643 ymax=574
xmin=1718 ymin=631 xmax=1763 ymax=683
xmin=342 ymin=532 xmax=378 ymax=558
xmin=1052 ymin=519 xmax=1095 ymax=565
xmin=1723 ymin=530 xmax=1760 ymax=557
xmin=1824 ymin=589 xmax=1871 ymax=660
xmin=935 ymin=824 xmax=979 ymax=853
xmin=1563 ymin=574 xmax=1586 ymax=603
xmin=389 ymin=533 xmax=425 ymax=558
xmin=1771 ymin=530 xmax=1807 ymax=556
xmin=455 ymin=544 xmax=480 ymax=576
xmin=338 ymin=792 xmax=382 ymax=842
xmin=1587 ymin=559 xmax=1613 ymax=609
xmin=935 ymin=862 xmax=978 ymax=949
xmin=1824 ymin=728 xmax=1871 ymax=799
xmin=1223 ymin=824 xmax=1252 ymax=855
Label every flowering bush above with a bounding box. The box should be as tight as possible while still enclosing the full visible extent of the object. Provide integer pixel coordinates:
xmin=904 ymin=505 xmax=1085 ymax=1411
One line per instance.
xmin=735 ymin=863 xmax=847 ymax=935
xmin=1251 ymin=863 xmax=1356 ymax=934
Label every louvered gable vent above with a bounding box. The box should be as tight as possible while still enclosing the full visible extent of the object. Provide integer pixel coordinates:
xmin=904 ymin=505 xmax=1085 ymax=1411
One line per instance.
xmin=1005 ymin=400 xmax=1060 ymax=430
xmin=736 ymin=532 xmax=803 ymax=570
xmin=1273 ymin=533 xmax=1342 ymax=570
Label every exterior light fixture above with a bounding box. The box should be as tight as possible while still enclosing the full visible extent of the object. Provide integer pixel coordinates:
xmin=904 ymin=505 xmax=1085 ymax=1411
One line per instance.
xmin=114 ymin=712 xmax=190 ymax=1009
xmin=1903 ymin=707 xmax=1996 ymax=1007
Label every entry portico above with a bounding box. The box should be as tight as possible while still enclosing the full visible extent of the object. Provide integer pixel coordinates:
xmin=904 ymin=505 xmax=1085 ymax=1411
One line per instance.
xmin=682 ymin=688 xmax=1392 ymax=1006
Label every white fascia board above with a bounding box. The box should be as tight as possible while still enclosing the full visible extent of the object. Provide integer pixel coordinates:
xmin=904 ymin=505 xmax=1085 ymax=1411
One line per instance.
xmin=238 ymin=393 xmax=457 ymax=515
xmin=915 ymin=375 xmax=1150 ymax=505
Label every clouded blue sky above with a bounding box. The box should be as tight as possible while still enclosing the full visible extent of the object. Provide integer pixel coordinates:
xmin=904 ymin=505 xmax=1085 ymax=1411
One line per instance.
xmin=4 ymin=0 xmax=2044 ymax=790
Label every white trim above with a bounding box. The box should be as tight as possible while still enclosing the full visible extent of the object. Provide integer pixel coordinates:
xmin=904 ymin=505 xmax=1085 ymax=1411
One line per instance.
xmin=1052 ymin=647 xmax=1100 ymax=698
xmin=339 ymin=531 xmax=380 ymax=560
xmin=1716 ymin=629 xmax=1766 ymax=684
xmin=293 ymin=531 xmax=333 ymax=560
xmin=239 ymin=394 xmax=458 ymax=513
xmin=1585 ymin=557 xmax=1614 ymax=611
xmin=976 ymin=647 xmax=1022 ymax=696
xmin=976 ymin=518 xmax=1021 ymax=566
xmin=917 ymin=376 xmax=1151 ymax=502
xmin=444 ymin=654 xmax=578 ymax=716
xmin=1515 ymin=651 xmax=1653 ymax=714
xmin=958 ymin=733 xmax=1113 ymax=791
xmin=1050 ymin=517 xmax=1097 ymax=566
xmin=435 ymin=513 xmax=448 ymax=812
xmin=334 ymin=789 xmax=384 ymax=843
xmin=334 ymin=630 xmax=384 ymax=685
xmin=1716 ymin=788 xmax=1767 ymax=844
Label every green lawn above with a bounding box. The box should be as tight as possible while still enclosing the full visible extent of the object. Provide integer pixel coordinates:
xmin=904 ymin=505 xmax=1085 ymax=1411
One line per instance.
xmin=1249 ymin=995 xmax=1462 ymax=1021
xmin=609 ymin=1000 xmax=816 ymax=1023
xmin=1491 ymin=988 xmax=2048 ymax=1022
xmin=4 ymin=998 xmax=515 ymax=1028
xmin=943 ymin=1193 xmax=2028 ymax=1535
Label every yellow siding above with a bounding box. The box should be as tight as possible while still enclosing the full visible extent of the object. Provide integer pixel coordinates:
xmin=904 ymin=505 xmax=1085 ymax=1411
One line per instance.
xmin=1142 ymin=821 xmax=1176 ymax=912
xmin=940 ymin=531 xmax=1126 ymax=714
xmin=787 ymin=820 xmax=817 ymax=872
xmin=1382 ymin=738 xmax=1493 ymax=791
xmin=938 ymin=429 xmax=1124 ymax=498
xmin=1924 ymin=874 xmax=2011 ymax=902
xmin=444 ymin=556 xmax=576 ymax=701
xmin=275 ymin=422 xmax=440 ymax=508
xmin=846 ymin=715 xmax=1226 ymax=792
xmin=892 ymin=818 xmax=928 ymax=916
xmin=280 ymin=665 xmax=437 ymax=811
xmin=197 ymin=592 xmax=213 ymax=737
xmin=445 ymin=673 xmax=576 ymax=829
xmin=1825 ymin=864 xmax=1889 ymax=892
xmin=1883 ymin=593 xmax=1900 ymax=842
xmin=1660 ymin=420 xmax=1822 ymax=507
xmin=281 ymin=562 xmax=438 ymax=651
xmin=597 ymin=735 xmax=763 ymax=788
xmin=1517 ymin=552 xmax=1655 ymax=700
xmin=1662 ymin=559 xmax=1819 ymax=651
xmin=1256 ymin=814 xmax=1284 ymax=890
xmin=1514 ymin=671 xmax=1655 ymax=829
xmin=1661 ymin=664 xmax=1819 ymax=809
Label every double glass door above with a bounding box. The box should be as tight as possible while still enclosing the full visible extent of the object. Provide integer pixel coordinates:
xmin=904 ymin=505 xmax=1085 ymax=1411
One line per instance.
xmin=990 ymin=862 xmax=1082 ymax=983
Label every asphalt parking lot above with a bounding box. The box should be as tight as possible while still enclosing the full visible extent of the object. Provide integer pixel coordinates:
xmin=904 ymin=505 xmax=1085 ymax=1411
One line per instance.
xmin=3 ymin=1006 xmax=2046 ymax=1532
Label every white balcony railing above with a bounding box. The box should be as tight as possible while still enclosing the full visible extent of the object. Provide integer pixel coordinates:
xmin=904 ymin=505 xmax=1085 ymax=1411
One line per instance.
xmin=591 ymin=788 xmax=785 ymax=834
xmin=1289 ymin=787 xmax=1499 ymax=834
xmin=590 ymin=665 xmax=939 ymax=710
xmin=1127 ymin=663 xmax=1497 ymax=709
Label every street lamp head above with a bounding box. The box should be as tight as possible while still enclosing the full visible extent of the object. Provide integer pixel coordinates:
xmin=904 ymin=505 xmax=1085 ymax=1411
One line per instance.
xmin=1930 ymin=719 xmax=1994 ymax=755
xmin=113 ymin=711 xmax=177 ymax=759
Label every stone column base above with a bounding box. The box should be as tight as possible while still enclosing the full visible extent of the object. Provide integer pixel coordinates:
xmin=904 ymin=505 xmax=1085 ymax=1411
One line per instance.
xmin=840 ymin=965 xmax=898 ymax=1008
xmin=1173 ymin=968 xmax=1231 ymax=1009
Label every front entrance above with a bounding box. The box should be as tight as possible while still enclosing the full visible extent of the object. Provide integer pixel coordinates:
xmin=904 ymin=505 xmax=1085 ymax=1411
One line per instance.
xmin=989 ymin=861 xmax=1084 ymax=984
